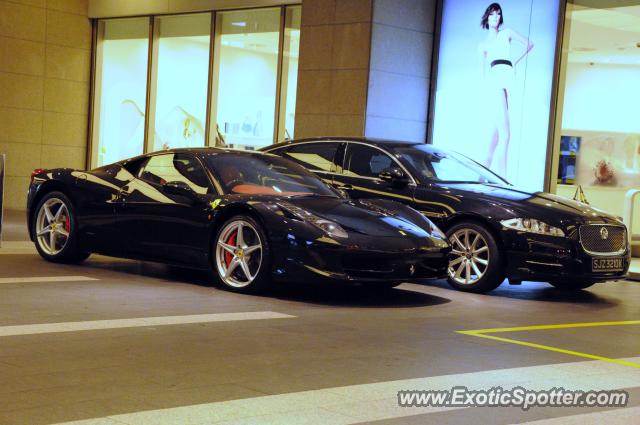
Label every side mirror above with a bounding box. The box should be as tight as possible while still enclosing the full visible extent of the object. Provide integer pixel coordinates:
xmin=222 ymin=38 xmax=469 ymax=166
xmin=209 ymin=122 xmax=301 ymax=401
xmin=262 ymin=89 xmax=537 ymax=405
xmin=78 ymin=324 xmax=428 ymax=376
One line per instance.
xmin=379 ymin=167 xmax=409 ymax=186
xmin=164 ymin=180 xmax=196 ymax=198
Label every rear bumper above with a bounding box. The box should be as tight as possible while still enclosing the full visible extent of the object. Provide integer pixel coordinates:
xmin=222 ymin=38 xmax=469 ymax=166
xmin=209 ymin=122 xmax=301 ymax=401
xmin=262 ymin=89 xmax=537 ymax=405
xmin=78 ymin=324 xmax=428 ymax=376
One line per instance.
xmin=25 ymin=182 xmax=41 ymax=242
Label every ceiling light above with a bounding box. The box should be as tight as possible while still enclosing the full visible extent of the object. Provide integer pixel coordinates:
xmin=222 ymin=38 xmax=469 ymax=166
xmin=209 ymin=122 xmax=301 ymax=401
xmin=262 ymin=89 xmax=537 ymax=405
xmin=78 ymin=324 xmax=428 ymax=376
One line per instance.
xmin=232 ymin=21 xmax=247 ymax=27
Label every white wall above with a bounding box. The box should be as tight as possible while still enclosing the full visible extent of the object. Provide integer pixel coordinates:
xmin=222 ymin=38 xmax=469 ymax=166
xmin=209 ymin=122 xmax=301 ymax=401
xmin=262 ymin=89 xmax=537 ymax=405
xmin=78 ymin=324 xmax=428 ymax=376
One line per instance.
xmin=562 ymin=63 xmax=640 ymax=134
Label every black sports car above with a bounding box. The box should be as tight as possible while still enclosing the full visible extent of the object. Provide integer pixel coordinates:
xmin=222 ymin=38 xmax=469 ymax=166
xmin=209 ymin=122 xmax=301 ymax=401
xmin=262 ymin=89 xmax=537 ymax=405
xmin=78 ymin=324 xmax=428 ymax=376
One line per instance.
xmin=26 ymin=148 xmax=451 ymax=292
xmin=262 ymin=138 xmax=631 ymax=293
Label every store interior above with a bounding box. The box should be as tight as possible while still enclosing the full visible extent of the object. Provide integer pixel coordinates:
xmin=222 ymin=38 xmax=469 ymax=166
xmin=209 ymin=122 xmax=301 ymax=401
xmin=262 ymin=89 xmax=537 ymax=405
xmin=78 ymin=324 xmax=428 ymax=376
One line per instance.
xmin=554 ymin=2 xmax=640 ymax=243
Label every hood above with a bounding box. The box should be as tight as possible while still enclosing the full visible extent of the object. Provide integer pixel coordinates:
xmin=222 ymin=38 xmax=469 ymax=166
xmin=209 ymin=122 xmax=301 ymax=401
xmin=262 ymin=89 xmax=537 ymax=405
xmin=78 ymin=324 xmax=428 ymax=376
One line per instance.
xmin=283 ymin=197 xmax=435 ymax=238
xmin=437 ymin=183 xmax=621 ymax=225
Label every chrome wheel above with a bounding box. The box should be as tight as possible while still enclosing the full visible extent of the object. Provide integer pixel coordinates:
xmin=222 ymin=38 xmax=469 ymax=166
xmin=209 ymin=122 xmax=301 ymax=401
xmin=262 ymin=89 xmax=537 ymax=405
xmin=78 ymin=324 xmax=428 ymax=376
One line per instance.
xmin=35 ymin=197 xmax=71 ymax=256
xmin=448 ymin=228 xmax=490 ymax=286
xmin=215 ymin=219 xmax=263 ymax=288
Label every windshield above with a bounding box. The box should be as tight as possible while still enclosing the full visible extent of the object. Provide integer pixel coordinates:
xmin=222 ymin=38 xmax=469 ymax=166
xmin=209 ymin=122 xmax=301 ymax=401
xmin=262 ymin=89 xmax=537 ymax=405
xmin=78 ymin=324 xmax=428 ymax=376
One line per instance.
xmin=203 ymin=152 xmax=339 ymax=197
xmin=393 ymin=145 xmax=507 ymax=185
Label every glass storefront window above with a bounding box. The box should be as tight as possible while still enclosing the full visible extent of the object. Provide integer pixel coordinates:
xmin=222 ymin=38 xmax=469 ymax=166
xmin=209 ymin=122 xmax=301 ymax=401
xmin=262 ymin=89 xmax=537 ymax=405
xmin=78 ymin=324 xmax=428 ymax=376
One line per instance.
xmin=93 ymin=18 xmax=150 ymax=167
xmin=212 ymin=8 xmax=281 ymax=151
xmin=91 ymin=6 xmax=301 ymax=167
xmin=150 ymin=14 xmax=211 ymax=152
xmin=552 ymin=2 xmax=640 ymax=219
xmin=277 ymin=6 xmax=301 ymax=142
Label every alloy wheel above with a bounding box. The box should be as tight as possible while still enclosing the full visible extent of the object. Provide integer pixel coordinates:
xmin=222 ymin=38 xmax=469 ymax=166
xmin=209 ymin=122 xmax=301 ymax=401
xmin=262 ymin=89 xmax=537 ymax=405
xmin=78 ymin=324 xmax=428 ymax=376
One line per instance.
xmin=215 ymin=220 xmax=263 ymax=288
xmin=35 ymin=198 xmax=71 ymax=256
xmin=447 ymin=228 xmax=490 ymax=285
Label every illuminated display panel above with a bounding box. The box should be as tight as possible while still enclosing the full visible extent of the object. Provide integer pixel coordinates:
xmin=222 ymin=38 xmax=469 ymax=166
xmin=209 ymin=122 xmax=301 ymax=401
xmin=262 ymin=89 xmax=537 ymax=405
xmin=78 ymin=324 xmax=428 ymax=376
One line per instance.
xmin=431 ymin=0 xmax=560 ymax=191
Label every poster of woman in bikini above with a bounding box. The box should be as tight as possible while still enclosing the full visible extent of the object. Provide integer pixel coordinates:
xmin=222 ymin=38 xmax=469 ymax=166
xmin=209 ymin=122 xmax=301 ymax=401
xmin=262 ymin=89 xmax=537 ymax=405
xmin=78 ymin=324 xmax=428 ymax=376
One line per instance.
xmin=431 ymin=1 xmax=560 ymax=191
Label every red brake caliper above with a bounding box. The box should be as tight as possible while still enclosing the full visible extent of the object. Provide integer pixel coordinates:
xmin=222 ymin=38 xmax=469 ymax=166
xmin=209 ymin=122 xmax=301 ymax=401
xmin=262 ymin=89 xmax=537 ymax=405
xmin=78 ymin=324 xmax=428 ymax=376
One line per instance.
xmin=224 ymin=231 xmax=237 ymax=267
xmin=64 ymin=215 xmax=70 ymax=233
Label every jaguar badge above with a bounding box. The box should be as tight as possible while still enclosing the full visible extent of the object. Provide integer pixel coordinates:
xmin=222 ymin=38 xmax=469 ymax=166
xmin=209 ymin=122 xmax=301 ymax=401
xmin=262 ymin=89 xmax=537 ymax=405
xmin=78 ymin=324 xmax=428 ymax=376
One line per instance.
xmin=600 ymin=227 xmax=609 ymax=240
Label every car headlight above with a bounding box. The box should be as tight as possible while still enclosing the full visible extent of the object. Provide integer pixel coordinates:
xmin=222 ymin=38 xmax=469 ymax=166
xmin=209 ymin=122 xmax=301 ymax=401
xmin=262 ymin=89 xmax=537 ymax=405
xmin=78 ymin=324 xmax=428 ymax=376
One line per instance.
xmin=500 ymin=218 xmax=565 ymax=237
xmin=278 ymin=202 xmax=348 ymax=239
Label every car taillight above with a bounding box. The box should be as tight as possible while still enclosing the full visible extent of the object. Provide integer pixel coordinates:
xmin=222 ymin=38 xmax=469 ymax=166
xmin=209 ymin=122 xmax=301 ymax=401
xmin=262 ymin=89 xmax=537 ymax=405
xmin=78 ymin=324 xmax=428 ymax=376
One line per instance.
xmin=31 ymin=168 xmax=46 ymax=182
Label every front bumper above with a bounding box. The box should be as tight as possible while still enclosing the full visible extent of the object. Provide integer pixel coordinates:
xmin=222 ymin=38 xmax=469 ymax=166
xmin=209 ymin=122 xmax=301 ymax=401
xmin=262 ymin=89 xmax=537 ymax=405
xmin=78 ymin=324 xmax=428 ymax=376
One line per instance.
xmin=270 ymin=236 xmax=451 ymax=285
xmin=502 ymin=230 xmax=630 ymax=283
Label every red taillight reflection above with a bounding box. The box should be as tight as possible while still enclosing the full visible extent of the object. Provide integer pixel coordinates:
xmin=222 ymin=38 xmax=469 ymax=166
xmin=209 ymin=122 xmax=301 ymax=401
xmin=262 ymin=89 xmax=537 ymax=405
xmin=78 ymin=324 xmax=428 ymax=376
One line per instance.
xmin=31 ymin=168 xmax=46 ymax=182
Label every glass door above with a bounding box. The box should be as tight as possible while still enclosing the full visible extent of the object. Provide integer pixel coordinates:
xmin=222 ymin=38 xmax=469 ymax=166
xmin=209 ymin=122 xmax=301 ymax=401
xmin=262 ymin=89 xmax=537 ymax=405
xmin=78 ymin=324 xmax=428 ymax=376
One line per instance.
xmin=552 ymin=1 xmax=640 ymax=219
xmin=150 ymin=13 xmax=211 ymax=152
xmin=93 ymin=18 xmax=150 ymax=167
xmin=211 ymin=8 xmax=282 ymax=151
xmin=277 ymin=6 xmax=301 ymax=142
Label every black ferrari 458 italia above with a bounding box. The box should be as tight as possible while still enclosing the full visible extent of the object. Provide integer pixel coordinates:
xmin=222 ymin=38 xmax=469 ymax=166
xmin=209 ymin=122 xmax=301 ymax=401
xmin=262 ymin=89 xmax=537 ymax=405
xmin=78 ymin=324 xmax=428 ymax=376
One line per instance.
xmin=27 ymin=149 xmax=451 ymax=292
xmin=262 ymin=137 xmax=631 ymax=293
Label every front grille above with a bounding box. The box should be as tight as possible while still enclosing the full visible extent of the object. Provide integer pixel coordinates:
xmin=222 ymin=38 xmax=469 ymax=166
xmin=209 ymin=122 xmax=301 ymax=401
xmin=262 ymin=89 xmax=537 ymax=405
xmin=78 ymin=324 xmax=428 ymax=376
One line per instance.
xmin=342 ymin=256 xmax=395 ymax=276
xmin=579 ymin=225 xmax=627 ymax=255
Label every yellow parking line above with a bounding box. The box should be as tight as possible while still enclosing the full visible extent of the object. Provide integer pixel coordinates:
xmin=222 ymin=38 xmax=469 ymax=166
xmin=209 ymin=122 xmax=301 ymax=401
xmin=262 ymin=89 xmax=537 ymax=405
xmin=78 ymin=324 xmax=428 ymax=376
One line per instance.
xmin=460 ymin=320 xmax=640 ymax=334
xmin=458 ymin=321 xmax=640 ymax=369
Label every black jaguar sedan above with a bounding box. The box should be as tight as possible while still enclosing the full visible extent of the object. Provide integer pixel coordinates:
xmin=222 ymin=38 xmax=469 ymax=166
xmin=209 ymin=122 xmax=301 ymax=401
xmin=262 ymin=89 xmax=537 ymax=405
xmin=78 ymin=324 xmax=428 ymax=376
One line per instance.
xmin=26 ymin=148 xmax=450 ymax=293
xmin=262 ymin=138 xmax=630 ymax=293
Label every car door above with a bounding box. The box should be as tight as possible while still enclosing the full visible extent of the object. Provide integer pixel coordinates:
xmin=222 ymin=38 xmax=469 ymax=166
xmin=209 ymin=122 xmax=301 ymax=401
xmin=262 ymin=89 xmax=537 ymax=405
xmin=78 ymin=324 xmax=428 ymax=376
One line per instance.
xmin=117 ymin=152 xmax=215 ymax=266
xmin=73 ymin=163 xmax=134 ymax=255
xmin=333 ymin=142 xmax=416 ymax=204
xmin=274 ymin=142 xmax=343 ymax=187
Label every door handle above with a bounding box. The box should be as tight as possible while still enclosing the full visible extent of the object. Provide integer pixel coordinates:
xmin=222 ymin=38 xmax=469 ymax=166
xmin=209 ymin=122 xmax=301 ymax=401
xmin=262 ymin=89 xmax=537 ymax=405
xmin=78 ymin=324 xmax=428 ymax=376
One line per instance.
xmin=118 ymin=186 xmax=131 ymax=201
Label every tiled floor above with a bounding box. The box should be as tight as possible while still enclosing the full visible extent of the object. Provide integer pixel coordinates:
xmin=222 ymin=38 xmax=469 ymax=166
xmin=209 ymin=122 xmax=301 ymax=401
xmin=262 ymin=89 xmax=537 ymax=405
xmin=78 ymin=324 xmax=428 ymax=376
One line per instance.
xmin=0 ymin=210 xmax=638 ymax=424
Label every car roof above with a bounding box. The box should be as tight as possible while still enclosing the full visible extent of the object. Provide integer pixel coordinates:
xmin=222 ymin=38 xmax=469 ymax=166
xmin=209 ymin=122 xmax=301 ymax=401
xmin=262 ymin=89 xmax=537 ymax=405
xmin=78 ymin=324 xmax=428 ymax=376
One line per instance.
xmin=117 ymin=139 xmax=431 ymax=167
xmin=156 ymin=147 xmax=269 ymax=156
xmin=118 ymin=147 xmax=275 ymax=164
xmin=266 ymin=137 xmax=424 ymax=151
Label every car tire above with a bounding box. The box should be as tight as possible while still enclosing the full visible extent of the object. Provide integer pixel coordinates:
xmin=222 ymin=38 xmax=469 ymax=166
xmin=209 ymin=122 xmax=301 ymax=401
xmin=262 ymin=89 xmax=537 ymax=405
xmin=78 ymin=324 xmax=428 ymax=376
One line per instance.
xmin=548 ymin=280 xmax=597 ymax=290
xmin=212 ymin=215 xmax=271 ymax=293
xmin=32 ymin=191 xmax=90 ymax=264
xmin=445 ymin=221 xmax=505 ymax=293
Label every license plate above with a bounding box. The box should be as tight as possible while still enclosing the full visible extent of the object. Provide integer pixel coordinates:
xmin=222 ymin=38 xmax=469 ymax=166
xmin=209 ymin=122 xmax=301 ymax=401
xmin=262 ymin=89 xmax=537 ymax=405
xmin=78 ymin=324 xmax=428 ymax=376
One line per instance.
xmin=592 ymin=257 xmax=624 ymax=272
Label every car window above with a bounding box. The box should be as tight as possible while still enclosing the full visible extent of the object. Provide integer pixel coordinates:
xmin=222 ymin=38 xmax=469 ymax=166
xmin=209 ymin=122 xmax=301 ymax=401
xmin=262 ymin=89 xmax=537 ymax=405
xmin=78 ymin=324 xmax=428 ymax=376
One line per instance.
xmin=202 ymin=152 xmax=339 ymax=197
xmin=138 ymin=153 xmax=211 ymax=194
xmin=394 ymin=145 xmax=506 ymax=185
xmin=283 ymin=142 xmax=341 ymax=173
xmin=344 ymin=144 xmax=394 ymax=178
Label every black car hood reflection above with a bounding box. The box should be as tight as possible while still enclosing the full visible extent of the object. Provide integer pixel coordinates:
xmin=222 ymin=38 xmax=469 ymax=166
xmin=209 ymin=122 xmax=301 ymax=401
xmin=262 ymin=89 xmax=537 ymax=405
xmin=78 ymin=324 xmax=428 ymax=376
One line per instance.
xmin=278 ymin=196 xmax=432 ymax=238
xmin=437 ymin=183 xmax=617 ymax=223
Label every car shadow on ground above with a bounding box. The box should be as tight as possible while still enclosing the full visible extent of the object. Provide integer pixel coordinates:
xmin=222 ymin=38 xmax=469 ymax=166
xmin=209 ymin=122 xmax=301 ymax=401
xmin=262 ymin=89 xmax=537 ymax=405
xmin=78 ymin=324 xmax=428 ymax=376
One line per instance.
xmin=422 ymin=278 xmax=619 ymax=306
xmin=83 ymin=256 xmax=451 ymax=308
xmin=266 ymin=282 xmax=452 ymax=308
